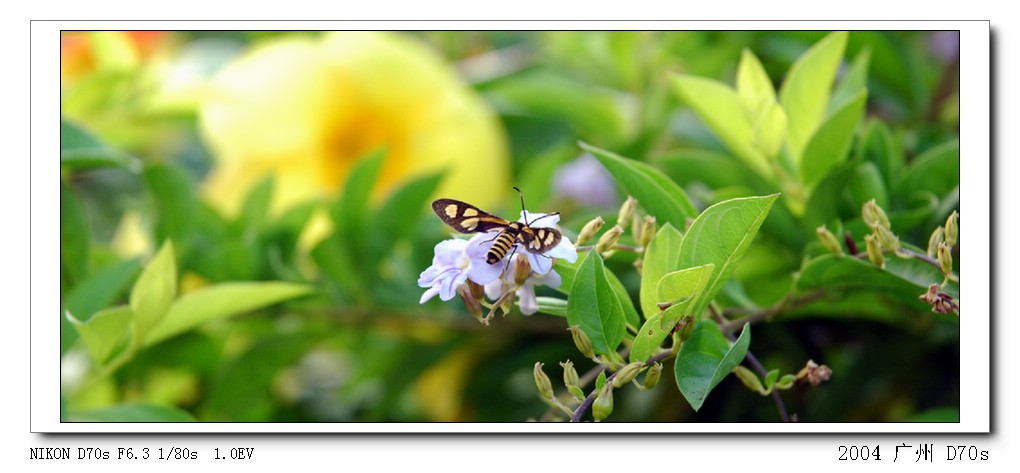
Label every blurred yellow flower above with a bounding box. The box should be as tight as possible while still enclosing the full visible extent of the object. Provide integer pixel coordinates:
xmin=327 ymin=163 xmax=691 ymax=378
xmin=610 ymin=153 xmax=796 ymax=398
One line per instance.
xmin=198 ymin=31 xmax=510 ymax=216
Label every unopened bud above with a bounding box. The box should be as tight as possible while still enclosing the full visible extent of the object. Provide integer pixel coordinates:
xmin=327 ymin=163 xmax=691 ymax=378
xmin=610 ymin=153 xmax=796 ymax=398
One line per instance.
xmin=560 ymin=360 xmax=580 ymax=389
xmin=457 ymin=286 xmax=483 ymax=322
xmin=874 ymin=225 xmax=901 ymax=253
xmin=816 ymin=225 xmax=843 ymax=255
xmin=733 ymin=365 xmax=765 ymax=395
xmin=944 ymin=211 xmax=958 ymax=247
xmin=534 ymin=362 xmax=554 ymax=400
xmin=862 ymin=199 xmax=890 ymax=230
xmin=796 ymin=359 xmax=832 ymax=386
xmin=927 ymin=226 xmax=945 ymax=258
xmin=677 ymin=315 xmax=695 ymax=341
xmin=639 ymin=216 xmax=656 ymax=248
xmin=568 ymin=325 xmax=595 ymax=359
xmin=774 ymin=374 xmax=797 ymax=390
xmin=595 ymin=225 xmax=624 ymax=254
xmin=865 ymin=234 xmax=884 ymax=268
xmin=612 ymin=362 xmax=645 ymax=388
xmin=592 ymin=384 xmax=614 ymax=421
xmin=514 ymin=254 xmax=532 ymax=286
xmin=642 ymin=362 xmax=662 ymax=389
xmin=617 ymin=196 xmax=637 ymax=226
xmin=937 ymin=242 xmax=953 ymax=275
xmin=575 ymin=216 xmax=605 ymax=246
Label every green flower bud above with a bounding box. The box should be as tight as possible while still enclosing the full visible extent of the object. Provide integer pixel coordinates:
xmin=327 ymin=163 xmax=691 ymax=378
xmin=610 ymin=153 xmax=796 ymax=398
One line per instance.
xmin=732 ymin=365 xmax=766 ymax=395
xmin=774 ymin=374 xmax=798 ymax=390
xmin=560 ymin=360 xmax=580 ymax=389
xmin=944 ymin=211 xmax=959 ymax=247
xmin=816 ymin=225 xmax=843 ymax=255
xmin=617 ymin=196 xmax=637 ymax=227
xmin=927 ymin=226 xmax=945 ymax=258
xmin=575 ymin=216 xmax=605 ymax=247
xmin=642 ymin=362 xmax=662 ymax=390
xmin=533 ymin=362 xmax=554 ymax=401
xmin=592 ymin=385 xmax=614 ymax=421
xmin=612 ymin=362 xmax=645 ymax=388
xmin=865 ymin=234 xmax=884 ymax=268
xmin=639 ymin=215 xmax=656 ymax=248
xmin=568 ymin=325 xmax=595 ymax=359
xmin=862 ymin=199 xmax=890 ymax=230
xmin=938 ymin=242 xmax=953 ymax=275
xmin=595 ymin=225 xmax=624 ymax=255
xmin=457 ymin=286 xmax=483 ymax=321
xmin=874 ymin=225 xmax=901 ymax=252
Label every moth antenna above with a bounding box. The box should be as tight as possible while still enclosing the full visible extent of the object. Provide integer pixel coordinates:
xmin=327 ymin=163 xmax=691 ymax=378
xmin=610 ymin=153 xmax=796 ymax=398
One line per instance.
xmin=513 ymin=186 xmax=530 ymax=225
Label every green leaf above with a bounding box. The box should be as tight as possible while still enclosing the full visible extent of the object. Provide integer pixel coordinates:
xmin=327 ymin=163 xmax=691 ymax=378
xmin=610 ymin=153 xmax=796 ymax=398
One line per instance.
xmin=751 ymin=102 xmax=788 ymax=162
xmin=674 ymin=321 xmax=751 ymax=412
xmin=670 ymin=74 xmax=765 ymax=175
xmin=736 ymin=49 xmax=777 ymax=120
xmin=780 ymin=31 xmax=849 ymax=161
xmin=802 ymin=160 xmax=860 ymax=237
xmin=236 ymin=174 xmax=275 ymax=234
xmin=605 ymin=265 xmax=640 ymax=330
xmin=639 ymin=223 xmax=683 ymax=319
xmin=796 ymin=253 xmax=958 ymax=308
xmin=847 ymin=160 xmax=888 ymax=210
xmin=536 ymin=296 xmax=568 ymax=317
xmin=144 ymin=164 xmax=198 ymax=245
xmin=65 ymin=403 xmax=196 ymax=422
xmin=327 ymin=149 xmax=387 ymax=298
xmin=62 ymin=258 xmax=141 ymax=353
xmin=800 ymin=90 xmax=868 ymax=188
xmin=657 ymin=264 xmax=715 ymax=327
xmin=566 ymin=252 xmax=626 ymax=356
xmin=144 ymin=281 xmax=312 ymax=346
xmin=60 ymin=119 xmax=140 ymax=171
xmin=66 ymin=306 xmax=133 ymax=366
xmin=678 ymin=194 xmax=779 ymax=317
xmin=857 ymin=119 xmax=903 ymax=188
xmin=372 ymin=171 xmax=444 ymax=261
xmin=830 ymin=47 xmax=871 ymax=113
xmin=630 ymin=312 xmax=670 ymax=363
xmin=484 ymin=70 xmax=630 ymax=145
xmin=60 ymin=181 xmax=90 ymax=283
xmin=764 ymin=369 xmax=780 ymax=389
xmin=129 ymin=241 xmax=177 ymax=342
xmin=895 ymin=139 xmax=960 ymax=199
xmin=583 ymin=142 xmax=698 ymax=228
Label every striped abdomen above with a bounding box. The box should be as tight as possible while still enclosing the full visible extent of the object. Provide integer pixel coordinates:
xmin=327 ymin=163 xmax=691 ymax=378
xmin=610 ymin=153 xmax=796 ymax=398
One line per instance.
xmin=487 ymin=223 xmax=522 ymax=264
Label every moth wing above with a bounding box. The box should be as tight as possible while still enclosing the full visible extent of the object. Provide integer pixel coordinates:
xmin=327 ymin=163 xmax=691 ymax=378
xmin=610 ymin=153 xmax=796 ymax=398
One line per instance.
xmin=431 ymin=199 xmax=511 ymax=234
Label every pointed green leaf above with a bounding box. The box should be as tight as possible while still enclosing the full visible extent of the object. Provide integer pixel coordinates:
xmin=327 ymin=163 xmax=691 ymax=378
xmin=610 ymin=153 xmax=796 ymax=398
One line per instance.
xmin=657 ymin=264 xmax=715 ymax=327
xmin=781 ymin=31 xmax=849 ymax=161
xmin=830 ymin=47 xmax=871 ymax=112
xmin=130 ymin=241 xmax=177 ymax=342
xmin=62 ymin=258 xmax=141 ymax=353
xmin=606 ymin=268 xmax=640 ymax=330
xmin=582 ymin=143 xmax=697 ymax=229
xmin=640 ymin=223 xmax=683 ymax=319
xmin=236 ymin=174 xmax=275 ymax=234
xmin=737 ymin=49 xmax=776 ymax=120
xmin=800 ymin=90 xmax=868 ymax=187
xmin=65 ymin=403 xmax=196 ymax=422
xmin=670 ymin=74 xmax=766 ymax=175
xmin=678 ymin=195 xmax=779 ymax=317
xmin=66 ymin=306 xmax=133 ymax=366
xmin=630 ymin=313 xmax=669 ymax=363
xmin=566 ymin=252 xmax=626 ymax=356
xmin=144 ymin=281 xmax=312 ymax=346
xmin=674 ymin=321 xmax=751 ymax=411
xmin=751 ymin=102 xmax=788 ymax=161
xmin=372 ymin=171 xmax=444 ymax=261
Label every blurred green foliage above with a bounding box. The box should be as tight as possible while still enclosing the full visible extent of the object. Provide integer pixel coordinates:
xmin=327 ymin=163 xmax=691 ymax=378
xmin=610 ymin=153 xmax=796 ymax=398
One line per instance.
xmin=60 ymin=30 xmax=959 ymax=423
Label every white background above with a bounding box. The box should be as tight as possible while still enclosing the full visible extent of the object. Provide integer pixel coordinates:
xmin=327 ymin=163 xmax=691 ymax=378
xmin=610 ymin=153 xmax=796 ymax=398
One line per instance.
xmin=4 ymin=3 xmax=1012 ymax=471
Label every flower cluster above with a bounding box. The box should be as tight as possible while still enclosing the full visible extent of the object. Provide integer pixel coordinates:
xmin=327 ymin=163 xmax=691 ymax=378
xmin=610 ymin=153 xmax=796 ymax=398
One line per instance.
xmin=418 ymin=210 xmax=577 ymax=323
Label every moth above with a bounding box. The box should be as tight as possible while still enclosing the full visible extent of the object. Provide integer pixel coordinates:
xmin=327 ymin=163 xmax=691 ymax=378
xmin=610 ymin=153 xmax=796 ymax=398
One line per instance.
xmin=431 ymin=187 xmax=562 ymax=266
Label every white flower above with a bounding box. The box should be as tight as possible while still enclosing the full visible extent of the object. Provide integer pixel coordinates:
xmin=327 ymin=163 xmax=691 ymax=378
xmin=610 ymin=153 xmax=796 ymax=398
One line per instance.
xmin=516 ymin=210 xmax=578 ymax=275
xmin=484 ymin=256 xmax=563 ymax=316
xmin=417 ymin=234 xmax=503 ymax=303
